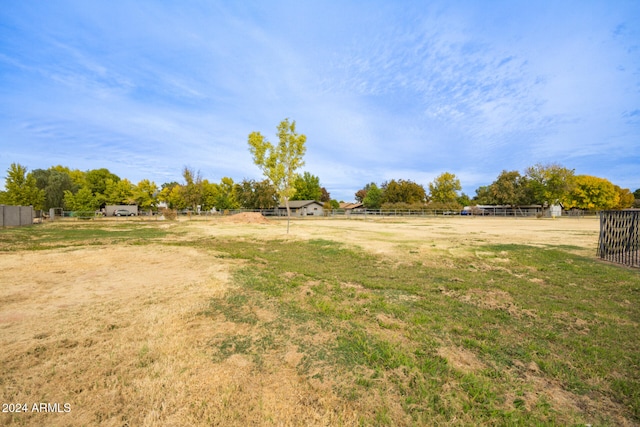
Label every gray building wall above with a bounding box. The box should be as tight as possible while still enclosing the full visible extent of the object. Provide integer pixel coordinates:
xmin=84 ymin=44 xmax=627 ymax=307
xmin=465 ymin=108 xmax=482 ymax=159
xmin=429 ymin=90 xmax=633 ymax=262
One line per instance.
xmin=0 ymin=205 xmax=34 ymax=227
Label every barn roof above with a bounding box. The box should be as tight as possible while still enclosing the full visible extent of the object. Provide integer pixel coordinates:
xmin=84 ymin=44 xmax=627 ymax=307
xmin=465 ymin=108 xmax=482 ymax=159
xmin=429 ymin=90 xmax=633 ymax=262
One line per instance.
xmin=279 ymin=200 xmax=322 ymax=209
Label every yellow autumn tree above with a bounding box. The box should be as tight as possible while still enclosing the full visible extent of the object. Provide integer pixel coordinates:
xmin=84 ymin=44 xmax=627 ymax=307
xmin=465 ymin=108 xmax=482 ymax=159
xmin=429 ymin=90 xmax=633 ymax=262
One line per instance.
xmin=565 ymin=175 xmax=618 ymax=210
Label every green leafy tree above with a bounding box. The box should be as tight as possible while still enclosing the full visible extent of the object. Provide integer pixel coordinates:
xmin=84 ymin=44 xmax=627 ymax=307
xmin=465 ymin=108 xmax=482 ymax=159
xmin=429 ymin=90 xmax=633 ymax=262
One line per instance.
xmin=524 ymin=163 xmax=575 ymax=207
xmin=168 ymin=185 xmax=188 ymax=210
xmin=255 ymin=180 xmax=280 ymax=209
xmin=49 ymin=165 xmax=87 ymax=189
xmin=235 ymin=179 xmax=278 ymax=209
xmin=63 ymin=187 xmax=99 ymax=212
xmin=457 ymin=192 xmax=472 ymax=207
xmin=104 ymin=178 xmax=135 ymax=205
xmin=292 ymin=172 xmax=322 ymax=201
xmin=214 ymin=177 xmax=239 ymax=210
xmin=31 ymin=168 xmax=77 ymax=210
xmin=85 ymin=168 xmax=120 ymax=197
xmin=0 ymin=163 xmax=45 ymax=209
xmin=157 ymin=182 xmax=181 ymax=209
xmin=248 ymin=118 xmax=307 ymax=232
xmin=181 ymin=166 xmax=203 ymax=211
xmin=355 ymin=183 xmax=377 ymax=203
xmin=487 ymin=170 xmax=530 ymax=206
xmin=429 ymin=172 xmax=461 ymax=204
xmin=380 ymin=179 xmax=426 ymax=205
xmin=362 ymin=183 xmax=383 ymax=209
xmin=200 ymin=180 xmax=219 ymax=211
xmin=134 ymin=179 xmax=159 ymax=212
xmin=473 ymin=185 xmax=493 ymax=204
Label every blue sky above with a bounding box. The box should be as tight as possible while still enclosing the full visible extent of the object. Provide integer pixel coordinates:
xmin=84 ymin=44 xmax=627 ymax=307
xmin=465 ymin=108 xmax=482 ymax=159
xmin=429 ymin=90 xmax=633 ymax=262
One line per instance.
xmin=1 ymin=0 xmax=638 ymax=201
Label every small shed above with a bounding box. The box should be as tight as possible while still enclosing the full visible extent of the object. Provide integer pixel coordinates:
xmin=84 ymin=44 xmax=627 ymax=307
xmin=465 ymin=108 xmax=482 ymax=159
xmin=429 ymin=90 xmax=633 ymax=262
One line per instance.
xmin=277 ymin=200 xmax=324 ymax=217
xmin=548 ymin=204 xmax=563 ymax=218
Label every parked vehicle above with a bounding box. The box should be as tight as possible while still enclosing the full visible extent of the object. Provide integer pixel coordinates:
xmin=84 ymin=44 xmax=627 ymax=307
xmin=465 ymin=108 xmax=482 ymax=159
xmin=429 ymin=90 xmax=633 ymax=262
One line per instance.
xmin=114 ymin=209 xmax=135 ymax=216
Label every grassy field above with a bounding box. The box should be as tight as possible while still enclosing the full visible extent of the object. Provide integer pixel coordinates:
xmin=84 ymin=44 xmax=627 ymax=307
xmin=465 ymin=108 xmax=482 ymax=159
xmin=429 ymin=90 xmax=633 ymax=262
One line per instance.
xmin=1 ymin=216 xmax=638 ymax=426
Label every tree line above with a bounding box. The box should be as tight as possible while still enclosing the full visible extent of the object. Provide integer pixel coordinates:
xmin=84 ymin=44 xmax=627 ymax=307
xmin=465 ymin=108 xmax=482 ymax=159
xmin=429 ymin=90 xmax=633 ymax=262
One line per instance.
xmin=0 ymin=163 xmax=337 ymax=213
xmin=355 ymin=165 xmax=637 ymax=211
xmin=1 ymin=118 xmax=637 ymax=213
xmin=1 ymin=161 xmax=635 ymax=214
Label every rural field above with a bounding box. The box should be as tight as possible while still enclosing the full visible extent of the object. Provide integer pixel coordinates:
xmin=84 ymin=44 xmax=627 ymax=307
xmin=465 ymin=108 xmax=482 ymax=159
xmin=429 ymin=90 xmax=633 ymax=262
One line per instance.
xmin=0 ymin=215 xmax=638 ymax=426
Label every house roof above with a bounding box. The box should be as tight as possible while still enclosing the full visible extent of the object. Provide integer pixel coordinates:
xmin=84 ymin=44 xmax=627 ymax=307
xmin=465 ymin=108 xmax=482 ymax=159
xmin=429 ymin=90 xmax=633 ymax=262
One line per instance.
xmin=278 ymin=200 xmax=323 ymax=209
xmin=339 ymin=202 xmax=364 ymax=209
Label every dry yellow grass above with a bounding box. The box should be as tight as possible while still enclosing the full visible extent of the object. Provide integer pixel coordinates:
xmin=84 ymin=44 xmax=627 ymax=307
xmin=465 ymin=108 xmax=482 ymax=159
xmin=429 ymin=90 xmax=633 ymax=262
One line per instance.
xmin=0 ymin=216 xmax=603 ymax=425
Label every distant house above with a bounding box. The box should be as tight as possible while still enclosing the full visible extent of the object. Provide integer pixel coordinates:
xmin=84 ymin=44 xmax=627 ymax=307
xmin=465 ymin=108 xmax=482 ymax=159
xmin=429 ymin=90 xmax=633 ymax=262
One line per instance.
xmin=339 ymin=202 xmax=364 ymax=210
xmin=277 ymin=200 xmax=324 ymax=217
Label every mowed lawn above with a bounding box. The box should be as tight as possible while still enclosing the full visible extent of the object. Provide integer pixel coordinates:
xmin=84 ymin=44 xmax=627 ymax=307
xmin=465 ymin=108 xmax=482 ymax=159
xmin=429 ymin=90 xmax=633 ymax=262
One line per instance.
xmin=0 ymin=217 xmax=638 ymax=426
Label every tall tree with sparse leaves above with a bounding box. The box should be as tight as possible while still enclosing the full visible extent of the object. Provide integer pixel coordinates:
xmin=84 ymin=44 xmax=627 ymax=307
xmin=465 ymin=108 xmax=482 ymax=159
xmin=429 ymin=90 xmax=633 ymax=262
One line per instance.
xmin=181 ymin=166 xmax=203 ymax=211
xmin=248 ymin=118 xmax=306 ymax=232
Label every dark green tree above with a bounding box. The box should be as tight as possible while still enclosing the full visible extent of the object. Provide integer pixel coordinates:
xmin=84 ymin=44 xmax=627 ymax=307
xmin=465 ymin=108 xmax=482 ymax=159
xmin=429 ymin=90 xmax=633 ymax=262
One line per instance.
xmin=473 ymin=186 xmax=492 ymax=204
xmin=355 ymin=182 xmax=377 ymax=203
xmin=32 ymin=168 xmax=77 ymax=210
xmin=235 ymin=179 xmax=278 ymax=209
xmin=457 ymin=192 xmax=472 ymax=207
xmin=320 ymin=187 xmax=331 ymax=203
xmin=362 ymin=183 xmax=383 ymax=209
xmin=291 ymin=172 xmax=322 ymax=201
xmin=524 ymin=163 xmax=575 ymax=207
xmin=488 ymin=170 xmax=531 ymax=206
xmin=380 ymin=179 xmax=426 ymax=205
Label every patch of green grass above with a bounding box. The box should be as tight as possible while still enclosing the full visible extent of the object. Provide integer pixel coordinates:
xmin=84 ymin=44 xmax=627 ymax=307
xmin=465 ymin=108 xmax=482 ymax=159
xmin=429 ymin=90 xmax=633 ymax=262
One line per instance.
xmin=200 ymin=292 xmax=259 ymax=325
xmin=0 ymin=222 xmax=169 ymax=251
xmin=204 ymin=237 xmax=640 ymax=425
xmin=335 ymin=329 xmax=412 ymax=370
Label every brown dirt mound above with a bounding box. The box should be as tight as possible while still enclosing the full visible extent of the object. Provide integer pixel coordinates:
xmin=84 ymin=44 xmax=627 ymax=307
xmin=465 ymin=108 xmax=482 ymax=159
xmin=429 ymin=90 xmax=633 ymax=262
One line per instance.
xmin=221 ymin=212 xmax=271 ymax=224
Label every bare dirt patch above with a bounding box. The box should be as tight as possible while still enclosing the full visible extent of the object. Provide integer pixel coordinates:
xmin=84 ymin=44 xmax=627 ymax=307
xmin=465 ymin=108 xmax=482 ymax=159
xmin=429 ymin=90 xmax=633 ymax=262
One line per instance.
xmin=437 ymin=346 xmax=486 ymax=373
xmin=0 ymin=243 xmax=354 ymax=426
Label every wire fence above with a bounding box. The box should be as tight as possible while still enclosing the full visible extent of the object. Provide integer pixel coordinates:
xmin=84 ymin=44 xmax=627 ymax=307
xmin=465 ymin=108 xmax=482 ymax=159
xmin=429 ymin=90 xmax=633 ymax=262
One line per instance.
xmin=50 ymin=207 xmax=601 ymax=220
xmin=598 ymin=210 xmax=640 ymax=268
